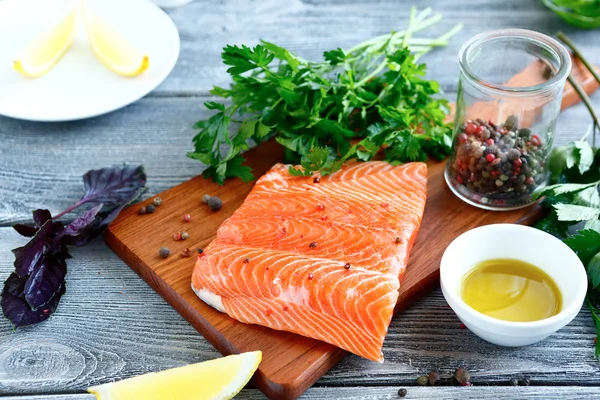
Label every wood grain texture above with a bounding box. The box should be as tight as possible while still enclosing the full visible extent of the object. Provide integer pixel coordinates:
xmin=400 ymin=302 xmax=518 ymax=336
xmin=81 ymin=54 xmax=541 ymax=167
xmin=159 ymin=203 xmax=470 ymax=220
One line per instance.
xmin=103 ymin=138 xmax=545 ymax=399
xmin=1 ymin=228 xmax=599 ymax=397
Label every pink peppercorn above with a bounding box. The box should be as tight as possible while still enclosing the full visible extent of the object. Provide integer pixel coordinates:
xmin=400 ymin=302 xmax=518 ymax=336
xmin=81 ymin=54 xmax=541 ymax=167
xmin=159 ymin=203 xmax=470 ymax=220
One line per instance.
xmin=465 ymin=123 xmax=477 ymax=135
xmin=183 ymin=213 xmax=191 ymax=222
xmin=485 ymin=153 xmax=496 ymax=163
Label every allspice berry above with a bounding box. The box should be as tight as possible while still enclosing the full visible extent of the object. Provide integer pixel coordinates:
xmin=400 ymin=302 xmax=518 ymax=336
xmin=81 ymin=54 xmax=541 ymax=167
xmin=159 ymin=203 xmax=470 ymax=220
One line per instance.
xmin=416 ymin=375 xmax=428 ymax=386
xmin=397 ymin=388 xmax=407 ymax=397
xmin=454 ymin=368 xmax=471 ymax=386
xmin=428 ymin=370 xmax=441 ymax=386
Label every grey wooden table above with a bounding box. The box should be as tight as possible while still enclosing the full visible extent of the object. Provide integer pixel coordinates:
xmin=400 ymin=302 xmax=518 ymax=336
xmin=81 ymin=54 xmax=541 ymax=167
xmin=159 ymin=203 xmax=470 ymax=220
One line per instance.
xmin=1 ymin=0 xmax=600 ymax=399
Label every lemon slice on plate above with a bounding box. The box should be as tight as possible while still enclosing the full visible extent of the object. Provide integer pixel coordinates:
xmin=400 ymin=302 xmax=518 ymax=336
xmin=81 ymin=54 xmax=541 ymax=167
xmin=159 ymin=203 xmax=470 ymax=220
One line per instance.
xmin=83 ymin=2 xmax=150 ymax=77
xmin=87 ymin=351 xmax=262 ymax=400
xmin=13 ymin=6 xmax=77 ymax=78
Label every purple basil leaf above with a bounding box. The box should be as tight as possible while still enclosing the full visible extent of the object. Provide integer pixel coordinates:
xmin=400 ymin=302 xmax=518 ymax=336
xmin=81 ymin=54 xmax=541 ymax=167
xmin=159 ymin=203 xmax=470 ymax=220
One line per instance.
xmin=1 ymin=272 xmax=66 ymax=329
xmin=24 ymin=254 xmax=67 ymax=310
xmin=62 ymin=188 xmax=145 ymax=247
xmin=12 ymin=221 xmax=56 ymax=278
xmin=33 ymin=209 xmax=52 ymax=226
xmin=63 ymin=204 xmax=103 ymax=237
xmin=12 ymin=224 xmax=37 ymax=237
xmin=80 ymin=165 xmax=146 ymax=210
xmin=12 ymin=209 xmax=53 ymax=237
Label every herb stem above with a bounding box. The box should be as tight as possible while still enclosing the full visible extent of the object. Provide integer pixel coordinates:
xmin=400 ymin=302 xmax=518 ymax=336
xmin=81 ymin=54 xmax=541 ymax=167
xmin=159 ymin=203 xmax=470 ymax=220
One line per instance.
xmin=557 ymin=32 xmax=600 ymax=87
xmin=567 ymin=73 xmax=600 ymax=149
xmin=53 ymin=199 xmax=88 ymax=220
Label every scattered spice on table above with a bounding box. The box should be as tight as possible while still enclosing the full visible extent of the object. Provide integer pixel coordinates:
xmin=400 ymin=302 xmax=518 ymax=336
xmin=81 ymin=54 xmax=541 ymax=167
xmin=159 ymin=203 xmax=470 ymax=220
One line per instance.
xmin=138 ymin=206 xmax=147 ymax=215
xmin=159 ymin=247 xmax=170 ymax=258
xmin=202 ymin=194 xmax=211 ymax=204
xmin=146 ymin=204 xmax=156 ymax=214
xmin=509 ymin=378 xmax=519 ymax=386
xmin=181 ymin=231 xmax=189 ymax=240
xmin=416 ymin=375 xmax=428 ymax=386
xmin=397 ymin=388 xmax=407 ymax=397
xmin=344 ymin=263 xmax=351 ymax=270
xmin=519 ymin=377 xmax=530 ymax=386
xmin=309 ymin=241 xmax=318 ymax=248
xmin=173 ymin=232 xmax=182 ymax=241
xmin=183 ymin=213 xmax=191 ymax=222
xmin=181 ymin=248 xmax=192 ymax=257
xmin=428 ymin=370 xmax=441 ymax=386
xmin=153 ymin=197 xmax=162 ymax=206
xmin=197 ymin=248 xmax=203 ymax=254
xmin=207 ymin=196 xmax=223 ymax=211
xmin=454 ymin=368 xmax=471 ymax=386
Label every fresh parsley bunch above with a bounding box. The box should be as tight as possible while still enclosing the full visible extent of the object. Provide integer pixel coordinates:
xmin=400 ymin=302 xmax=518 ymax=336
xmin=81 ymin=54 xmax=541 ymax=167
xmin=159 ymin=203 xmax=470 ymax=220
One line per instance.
xmin=187 ymin=7 xmax=462 ymax=184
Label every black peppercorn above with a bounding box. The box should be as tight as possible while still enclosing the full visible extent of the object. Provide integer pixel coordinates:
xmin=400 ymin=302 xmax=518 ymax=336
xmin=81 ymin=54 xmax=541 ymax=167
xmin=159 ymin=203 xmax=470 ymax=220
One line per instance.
xmin=397 ymin=388 xmax=407 ymax=397
xmin=519 ymin=377 xmax=530 ymax=386
xmin=146 ymin=204 xmax=156 ymax=214
xmin=138 ymin=206 xmax=147 ymax=215
xmin=509 ymin=378 xmax=519 ymax=386
xmin=208 ymin=196 xmax=223 ymax=211
xmin=197 ymin=248 xmax=204 ymax=254
xmin=309 ymin=242 xmax=318 ymax=248
xmin=159 ymin=247 xmax=170 ymax=258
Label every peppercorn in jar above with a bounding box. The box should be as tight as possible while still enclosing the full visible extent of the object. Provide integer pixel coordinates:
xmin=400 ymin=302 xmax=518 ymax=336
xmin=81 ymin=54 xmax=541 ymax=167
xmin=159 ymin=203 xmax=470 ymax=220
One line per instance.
xmin=445 ymin=29 xmax=572 ymax=210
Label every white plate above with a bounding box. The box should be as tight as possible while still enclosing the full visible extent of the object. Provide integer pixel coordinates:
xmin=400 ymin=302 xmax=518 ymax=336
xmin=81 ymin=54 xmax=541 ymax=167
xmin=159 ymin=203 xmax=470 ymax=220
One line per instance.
xmin=0 ymin=0 xmax=180 ymax=122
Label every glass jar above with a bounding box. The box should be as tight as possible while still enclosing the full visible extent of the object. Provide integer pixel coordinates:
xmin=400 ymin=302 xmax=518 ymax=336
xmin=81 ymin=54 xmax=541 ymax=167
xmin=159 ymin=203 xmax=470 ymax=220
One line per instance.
xmin=445 ymin=29 xmax=572 ymax=210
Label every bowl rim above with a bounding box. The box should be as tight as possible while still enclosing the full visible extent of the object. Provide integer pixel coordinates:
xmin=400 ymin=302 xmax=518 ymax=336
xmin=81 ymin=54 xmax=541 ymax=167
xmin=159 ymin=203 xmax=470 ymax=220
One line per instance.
xmin=542 ymin=0 xmax=600 ymax=22
xmin=440 ymin=223 xmax=587 ymax=331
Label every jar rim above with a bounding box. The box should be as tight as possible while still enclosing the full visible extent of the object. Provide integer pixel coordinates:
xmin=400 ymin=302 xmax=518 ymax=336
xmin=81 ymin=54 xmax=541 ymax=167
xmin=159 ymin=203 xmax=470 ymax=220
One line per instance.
xmin=458 ymin=29 xmax=572 ymax=96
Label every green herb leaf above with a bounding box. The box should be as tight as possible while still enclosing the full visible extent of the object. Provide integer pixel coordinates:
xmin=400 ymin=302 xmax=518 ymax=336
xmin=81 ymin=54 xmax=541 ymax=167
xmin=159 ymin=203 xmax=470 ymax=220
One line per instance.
xmin=189 ymin=9 xmax=462 ymax=184
xmin=553 ymin=203 xmax=600 ymax=222
xmin=589 ymin=252 xmax=600 ymax=289
xmin=533 ymin=182 xmax=596 ymax=200
xmin=575 ymin=141 xmax=595 ymax=175
xmin=564 ymin=230 xmax=600 ymax=265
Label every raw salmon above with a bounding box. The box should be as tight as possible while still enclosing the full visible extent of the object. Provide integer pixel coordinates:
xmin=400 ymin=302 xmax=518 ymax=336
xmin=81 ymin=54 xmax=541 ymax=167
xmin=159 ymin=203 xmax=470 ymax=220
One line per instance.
xmin=192 ymin=161 xmax=427 ymax=362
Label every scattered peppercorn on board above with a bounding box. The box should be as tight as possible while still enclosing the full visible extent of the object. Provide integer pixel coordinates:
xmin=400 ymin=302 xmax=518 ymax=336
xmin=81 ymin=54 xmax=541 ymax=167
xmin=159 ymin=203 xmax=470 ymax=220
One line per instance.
xmin=104 ymin=56 xmax=599 ymax=400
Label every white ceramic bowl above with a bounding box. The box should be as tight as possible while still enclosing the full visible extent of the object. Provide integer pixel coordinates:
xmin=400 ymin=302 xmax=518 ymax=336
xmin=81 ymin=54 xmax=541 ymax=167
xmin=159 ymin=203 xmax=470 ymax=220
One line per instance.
xmin=440 ymin=224 xmax=587 ymax=347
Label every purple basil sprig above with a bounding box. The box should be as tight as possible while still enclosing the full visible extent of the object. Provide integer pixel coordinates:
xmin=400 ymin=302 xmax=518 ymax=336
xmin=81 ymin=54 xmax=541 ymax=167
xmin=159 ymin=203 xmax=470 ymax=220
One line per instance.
xmin=2 ymin=165 xmax=146 ymax=328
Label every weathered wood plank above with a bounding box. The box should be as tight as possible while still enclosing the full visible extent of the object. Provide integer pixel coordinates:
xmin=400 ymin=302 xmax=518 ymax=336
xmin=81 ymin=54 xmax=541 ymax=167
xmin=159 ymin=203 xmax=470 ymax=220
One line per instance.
xmin=1 ymin=227 xmax=598 ymax=396
xmin=156 ymin=0 xmax=600 ymax=95
xmin=5 ymin=386 xmax=600 ymax=400
xmin=0 ymin=93 xmax=597 ymax=226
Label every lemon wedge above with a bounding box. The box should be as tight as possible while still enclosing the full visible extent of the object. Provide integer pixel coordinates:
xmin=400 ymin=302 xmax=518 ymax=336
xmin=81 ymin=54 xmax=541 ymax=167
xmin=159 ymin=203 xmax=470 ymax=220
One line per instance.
xmin=13 ymin=7 xmax=77 ymax=78
xmin=87 ymin=351 xmax=262 ymax=400
xmin=83 ymin=3 xmax=149 ymax=77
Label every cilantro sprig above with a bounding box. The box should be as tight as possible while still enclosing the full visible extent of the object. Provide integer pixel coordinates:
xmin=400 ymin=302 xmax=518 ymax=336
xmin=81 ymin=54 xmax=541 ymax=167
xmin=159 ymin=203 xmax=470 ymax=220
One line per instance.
xmin=187 ymin=7 xmax=462 ymax=184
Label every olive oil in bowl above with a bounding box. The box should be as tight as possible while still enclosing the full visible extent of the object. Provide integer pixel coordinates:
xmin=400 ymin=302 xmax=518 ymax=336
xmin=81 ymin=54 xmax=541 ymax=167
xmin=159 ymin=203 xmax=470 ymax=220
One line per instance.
xmin=461 ymin=258 xmax=562 ymax=322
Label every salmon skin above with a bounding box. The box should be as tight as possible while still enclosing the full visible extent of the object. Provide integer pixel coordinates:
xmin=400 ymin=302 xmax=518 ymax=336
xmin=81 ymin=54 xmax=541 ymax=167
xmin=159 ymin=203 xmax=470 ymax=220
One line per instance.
xmin=192 ymin=161 xmax=427 ymax=362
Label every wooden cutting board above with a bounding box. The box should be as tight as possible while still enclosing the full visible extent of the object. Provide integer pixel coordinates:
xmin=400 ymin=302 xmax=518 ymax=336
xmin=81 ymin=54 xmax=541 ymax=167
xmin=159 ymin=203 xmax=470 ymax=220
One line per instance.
xmin=104 ymin=54 xmax=599 ymax=400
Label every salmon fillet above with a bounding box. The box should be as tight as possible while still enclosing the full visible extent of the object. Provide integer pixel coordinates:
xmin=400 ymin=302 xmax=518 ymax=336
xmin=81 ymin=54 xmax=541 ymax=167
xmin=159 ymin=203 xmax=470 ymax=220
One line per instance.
xmin=192 ymin=161 xmax=427 ymax=362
